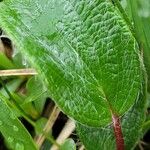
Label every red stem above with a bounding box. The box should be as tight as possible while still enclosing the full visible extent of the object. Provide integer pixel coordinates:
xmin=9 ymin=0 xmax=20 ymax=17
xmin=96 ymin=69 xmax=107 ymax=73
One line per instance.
xmin=112 ymin=114 xmax=125 ymax=150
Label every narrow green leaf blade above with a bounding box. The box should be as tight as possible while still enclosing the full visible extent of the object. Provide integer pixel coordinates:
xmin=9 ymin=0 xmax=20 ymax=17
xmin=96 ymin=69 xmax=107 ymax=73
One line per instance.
xmin=0 ymin=0 xmax=143 ymax=126
xmin=0 ymin=53 xmax=15 ymax=69
xmin=0 ymin=94 xmax=37 ymax=150
xmin=126 ymin=0 xmax=150 ymax=91
xmin=0 ymin=78 xmax=23 ymax=97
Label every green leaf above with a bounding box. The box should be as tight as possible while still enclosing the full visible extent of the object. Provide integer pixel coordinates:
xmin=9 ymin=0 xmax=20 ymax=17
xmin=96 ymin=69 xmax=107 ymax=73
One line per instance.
xmin=0 ymin=0 xmax=143 ymax=126
xmin=0 ymin=78 xmax=23 ymax=97
xmin=25 ymin=76 xmax=47 ymax=114
xmin=12 ymin=93 xmax=40 ymax=119
xmin=0 ymin=94 xmax=37 ymax=150
xmin=35 ymin=117 xmax=47 ymax=135
xmin=125 ymin=0 xmax=150 ymax=91
xmin=60 ymin=139 xmax=76 ymax=150
xmin=13 ymin=52 xmax=25 ymax=68
xmin=0 ymin=53 xmax=15 ymax=69
xmin=77 ymin=74 xmax=147 ymax=150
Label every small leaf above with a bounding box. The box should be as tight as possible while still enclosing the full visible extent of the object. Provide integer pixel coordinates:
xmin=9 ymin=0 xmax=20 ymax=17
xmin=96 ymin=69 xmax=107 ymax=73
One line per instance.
xmin=0 ymin=53 xmax=14 ymax=69
xmin=12 ymin=93 xmax=39 ymax=119
xmin=35 ymin=117 xmax=47 ymax=135
xmin=60 ymin=139 xmax=76 ymax=150
xmin=0 ymin=94 xmax=37 ymax=150
xmin=25 ymin=76 xmax=47 ymax=114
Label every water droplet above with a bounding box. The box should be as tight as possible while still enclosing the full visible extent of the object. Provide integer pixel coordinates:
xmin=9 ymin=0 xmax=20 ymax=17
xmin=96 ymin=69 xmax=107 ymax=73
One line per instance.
xmin=10 ymin=113 xmax=16 ymax=120
xmin=22 ymin=58 xmax=27 ymax=66
xmin=7 ymin=137 xmax=14 ymax=143
xmin=15 ymin=143 xmax=24 ymax=150
xmin=13 ymin=126 xmax=19 ymax=132
xmin=22 ymin=57 xmax=29 ymax=68
xmin=0 ymin=121 xmax=3 ymax=126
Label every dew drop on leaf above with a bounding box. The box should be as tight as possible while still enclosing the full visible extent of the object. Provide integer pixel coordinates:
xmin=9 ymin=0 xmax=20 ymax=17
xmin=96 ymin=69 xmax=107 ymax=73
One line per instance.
xmin=10 ymin=113 xmax=16 ymax=120
xmin=13 ymin=125 xmax=19 ymax=132
xmin=15 ymin=143 xmax=24 ymax=150
xmin=22 ymin=57 xmax=28 ymax=68
xmin=7 ymin=137 xmax=14 ymax=143
xmin=22 ymin=58 xmax=27 ymax=66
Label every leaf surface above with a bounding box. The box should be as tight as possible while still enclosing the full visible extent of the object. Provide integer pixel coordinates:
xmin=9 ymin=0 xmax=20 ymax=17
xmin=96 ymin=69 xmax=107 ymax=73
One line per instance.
xmin=126 ymin=0 xmax=150 ymax=91
xmin=0 ymin=94 xmax=37 ymax=150
xmin=0 ymin=53 xmax=15 ymax=69
xmin=77 ymin=74 xmax=146 ymax=150
xmin=0 ymin=0 xmax=143 ymax=126
xmin=25 ymin=76 xmax=47 ymax=114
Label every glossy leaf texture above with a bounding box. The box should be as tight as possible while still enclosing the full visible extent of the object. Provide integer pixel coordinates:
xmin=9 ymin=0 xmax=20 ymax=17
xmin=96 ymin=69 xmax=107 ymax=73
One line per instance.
xmin=0 ymin=94 xmax=37 ymax=150
xmin=0 ymin=0 xmax=143 ymax=126
xmin=77 ymin=73 xmax=146 ymax=150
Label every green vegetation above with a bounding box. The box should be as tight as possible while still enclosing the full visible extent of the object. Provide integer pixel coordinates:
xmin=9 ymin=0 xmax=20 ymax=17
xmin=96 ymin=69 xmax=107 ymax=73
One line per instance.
xmin=0 ymin=0 xmax=150 ymax=150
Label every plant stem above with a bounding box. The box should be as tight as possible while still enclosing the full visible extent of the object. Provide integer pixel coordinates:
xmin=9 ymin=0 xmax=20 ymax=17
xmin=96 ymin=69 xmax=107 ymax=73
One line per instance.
xmin=50 ymin=119 xmax=75 ymax=150
xmin=112 ymin=114 xmax=125 ymax=150
xmin=35 ymin=105 xmax=60 ymax=148
xmin=79 ymin=145 xmax=85 ymax=150
xmin=43 ymin=132 xmax=60 ymax=148
xmin=0 ymin=69 xmax=37 ymax=76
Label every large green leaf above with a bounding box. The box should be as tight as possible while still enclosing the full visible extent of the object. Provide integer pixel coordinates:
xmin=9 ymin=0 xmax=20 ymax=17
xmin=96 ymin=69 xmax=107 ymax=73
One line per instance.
xmin=0 ymin=0 xmax=143 ymax=126
xmin=0 ymin=94 xmax=37 ymax=150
